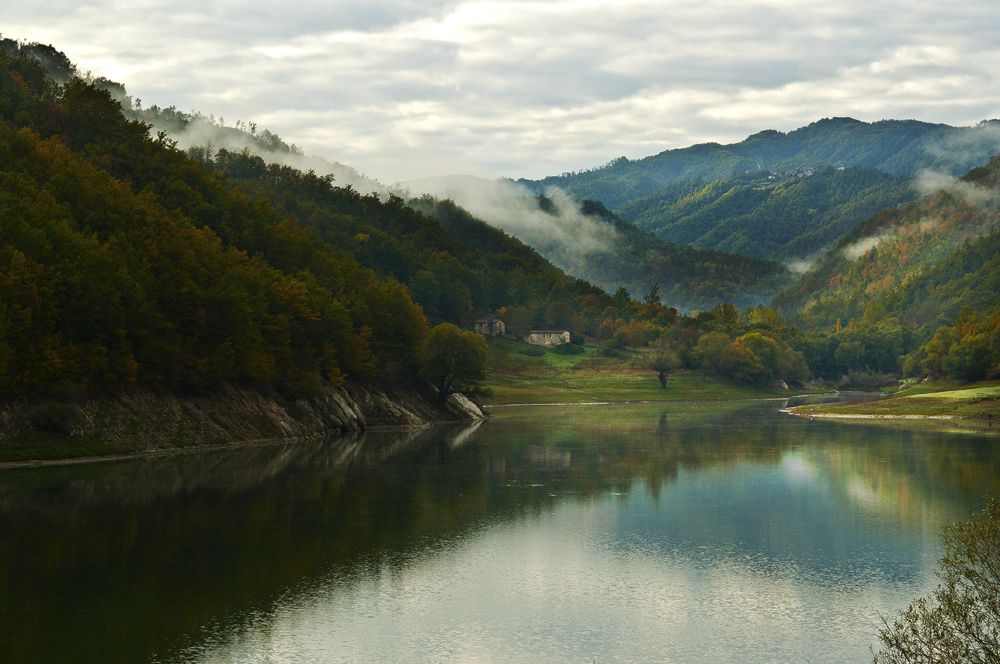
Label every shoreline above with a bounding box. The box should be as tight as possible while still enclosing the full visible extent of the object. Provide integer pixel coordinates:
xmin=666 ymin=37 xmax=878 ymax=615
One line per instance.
xmin=782 ymin=381 xmax=1000 ymax=424
xmin=0 ymin=393 xmax=837 ymax=469
xmin=0 ymin=420 xmax=450 ymax=471
xmin=486 ymin=393 xmax=831 ymax=408
xmin=0 ymin=384 xmax=489 ymax=470
xmin=781 ymin=409 xmax=992 ymax=422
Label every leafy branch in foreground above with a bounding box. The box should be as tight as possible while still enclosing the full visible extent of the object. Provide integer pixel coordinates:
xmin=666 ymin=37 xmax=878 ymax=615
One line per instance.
xmin=873 ymin=496 xmax=1000 ymax=664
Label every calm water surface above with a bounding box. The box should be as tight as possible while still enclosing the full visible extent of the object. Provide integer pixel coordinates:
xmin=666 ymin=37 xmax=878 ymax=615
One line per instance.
xmin=2 ymin=397 xmax=999 ymax=664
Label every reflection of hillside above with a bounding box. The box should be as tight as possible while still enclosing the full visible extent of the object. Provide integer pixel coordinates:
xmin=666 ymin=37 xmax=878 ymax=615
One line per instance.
xmin=484 ymin=403 xmax=999 ymax=523
xmin=482 ymin=403 xmax=998 ymax=587
xmin=813 ymin=425 xmax=1000 ymax=526
xmin=0 ymin=422 xmax=497 ymax=664
xmin=0 ymin=424 xmax=474 ymax=514
xmin=1 ymin=404 xmax=997 ymax=664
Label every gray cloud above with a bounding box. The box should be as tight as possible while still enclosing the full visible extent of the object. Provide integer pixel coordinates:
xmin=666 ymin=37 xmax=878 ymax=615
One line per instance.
xmin=6 ymin=0 xmax=1000 ymax=181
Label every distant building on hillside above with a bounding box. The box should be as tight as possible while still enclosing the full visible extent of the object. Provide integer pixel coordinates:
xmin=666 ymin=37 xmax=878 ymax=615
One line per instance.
xmin=525 ymin=330 xmax=570 ymax=346
xmin=474 ymin=316 xmax=505 ymax=337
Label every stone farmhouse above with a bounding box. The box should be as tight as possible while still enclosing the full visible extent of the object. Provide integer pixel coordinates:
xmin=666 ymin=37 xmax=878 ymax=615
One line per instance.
xmin=525 ymin=330 xmax=570 ymax=346
xmin=473 ymin=316 xmax=505 ymax=337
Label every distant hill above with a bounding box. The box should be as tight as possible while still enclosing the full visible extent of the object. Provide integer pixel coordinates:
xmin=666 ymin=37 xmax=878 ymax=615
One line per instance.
xmin=519 ymin=117 xmax=1000 ymax=210
xmin=772 ymin=154 xmax=1000 ymax=329
xmin=397 ymin=177 xmax=793 ymax=312
xmin=617 ymin=166 xmax=918 ymax=263
xmin=566 ymin=200 xmax=795 ymax=312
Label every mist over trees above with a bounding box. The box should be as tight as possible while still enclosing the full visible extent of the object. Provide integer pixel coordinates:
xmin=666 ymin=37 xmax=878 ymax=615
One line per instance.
xmin=773 ymin=155 xmax=1000 ymax=328
xmin=411 ymin=192 xmax=795 ymax=314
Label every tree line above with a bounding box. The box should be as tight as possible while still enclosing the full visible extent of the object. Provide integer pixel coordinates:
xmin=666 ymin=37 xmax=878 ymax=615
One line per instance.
xmin=0 ymin=49 xmax=602 ymax=399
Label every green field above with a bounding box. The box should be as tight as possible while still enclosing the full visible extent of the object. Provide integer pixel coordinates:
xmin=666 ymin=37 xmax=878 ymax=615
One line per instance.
xmin=789 ymin=380 xmax=1000 ymax=420
xmin=908 ymin=385 xmax=1000 ymax=400
xmin=481 ymin=338 xmax=796 ymax=405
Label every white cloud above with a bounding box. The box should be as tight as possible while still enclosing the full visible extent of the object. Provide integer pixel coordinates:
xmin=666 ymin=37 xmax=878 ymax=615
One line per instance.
xmin=842 ymin=234 xmax=890 ymax=262
xmin=6 ymin=0 xmax=1000 ymax=181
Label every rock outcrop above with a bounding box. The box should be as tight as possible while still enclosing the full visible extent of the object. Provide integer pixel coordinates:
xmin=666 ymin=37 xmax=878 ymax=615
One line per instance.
xmin=0 ymin=383 xmax=487 ymax=455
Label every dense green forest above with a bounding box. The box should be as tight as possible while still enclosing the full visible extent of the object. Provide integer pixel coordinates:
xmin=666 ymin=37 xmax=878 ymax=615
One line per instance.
xmin=519 ymin=117 xmax=1000 ymax=210
xmin=617 ymin=167 xmax=918 ymax=262
xmin=0 ymin=47 xmax=608 ymax=398
xmin=773 ymin=155 xmax=1000 ymax=327
xmin=0 ymin=50 xmax=432 ymax=396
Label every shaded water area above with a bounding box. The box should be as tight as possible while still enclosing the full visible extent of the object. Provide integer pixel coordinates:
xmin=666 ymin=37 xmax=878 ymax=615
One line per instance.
xmin=2 ymin=397 xmax=999 ymax=663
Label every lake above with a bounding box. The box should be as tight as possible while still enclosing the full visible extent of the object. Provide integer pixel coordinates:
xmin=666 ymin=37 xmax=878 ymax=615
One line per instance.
xmin=1 ymin=397 xmax=998 ymax=663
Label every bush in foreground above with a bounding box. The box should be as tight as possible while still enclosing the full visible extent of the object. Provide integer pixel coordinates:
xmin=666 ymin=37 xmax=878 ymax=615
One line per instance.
xmin=873 ymin=496 xmax=999 ymax=664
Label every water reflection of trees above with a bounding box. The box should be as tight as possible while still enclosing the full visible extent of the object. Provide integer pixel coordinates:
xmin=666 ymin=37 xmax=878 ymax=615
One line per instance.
xmin=0 ymin=405 xmax=997 ymax=663
xmin=481 ymin=403 xmax=1000 ymax=527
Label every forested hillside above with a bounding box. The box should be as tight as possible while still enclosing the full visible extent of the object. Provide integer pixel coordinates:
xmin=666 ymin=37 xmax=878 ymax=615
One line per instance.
xmin=556 ymin=200 xmax=793 ymax=312
xmin=520 ymin=117 xmax=1000 ymax=210
xmin=408 ymin=193 xmax=795 ymax=312
xmin=202 ymin=149 xmax=595 ymax=324
xmin=0 ymin=50 xmax=429 ymax=396
xmin=618 ymin=167 xmax=917 ymax=262
xmin=0 ymin=48 xmax=603 ymax=398
xmin=773 ymin=154 xmax=1000 ymax=329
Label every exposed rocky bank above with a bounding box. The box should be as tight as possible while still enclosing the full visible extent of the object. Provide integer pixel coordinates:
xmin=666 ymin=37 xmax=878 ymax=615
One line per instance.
xmin=0 ymin=384 xmax=486 ymax=461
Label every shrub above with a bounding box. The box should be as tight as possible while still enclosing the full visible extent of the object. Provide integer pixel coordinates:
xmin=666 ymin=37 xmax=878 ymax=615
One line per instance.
xmin=554 ymin=343 xmax=584 ymax=355
xmin=28 ymin=403 xmax=84 ymax=435
xmin=520 ymin=346 xmax=545 ymax=357
xmin=608 ymin=329 xmax=627 ymax=349
xmin=874 ymin=496 xmax=1000 ymax=663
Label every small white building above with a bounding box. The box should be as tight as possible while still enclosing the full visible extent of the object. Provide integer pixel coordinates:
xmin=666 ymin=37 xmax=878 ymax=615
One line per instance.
xmin=525 ymin=330 xmax=571 ymax=346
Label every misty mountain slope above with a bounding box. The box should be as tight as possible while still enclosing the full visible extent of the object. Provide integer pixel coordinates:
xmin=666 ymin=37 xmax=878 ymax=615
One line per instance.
xmin=617 ymin=167 xmax=918 ymax=263
xmin=205 ymin=149 xmax=600 ymax=323
xmin=519 ymin=117 xmax=1000 ymax=210
xmin=406 ymin=196 xmax=564 ymax=275
xmin=772 ymin=154 xmax=1000 ymax=328
xmin=77 ymin=67 xmax=389 ymax=195
xmin=0 ymin=45 xmax=611 ymax=402
xmin=878 ymin=228 xmax=1000 ymax=329
xmin=429 ymin=192 xmax=792 ymax=311
xmin=568 ymin=199 xmax=794 ymax=312
xmin=396 ymin=177 xmax=793 ymax=311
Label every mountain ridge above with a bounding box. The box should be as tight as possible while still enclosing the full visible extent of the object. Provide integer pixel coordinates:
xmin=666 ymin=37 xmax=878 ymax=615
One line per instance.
xmin=517 ymin=117 xmax=1000 ymax=210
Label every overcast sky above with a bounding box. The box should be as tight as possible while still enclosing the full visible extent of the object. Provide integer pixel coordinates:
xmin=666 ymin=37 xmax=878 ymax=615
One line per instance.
xmin=6 ymin=1 xmax=1000 ymax=182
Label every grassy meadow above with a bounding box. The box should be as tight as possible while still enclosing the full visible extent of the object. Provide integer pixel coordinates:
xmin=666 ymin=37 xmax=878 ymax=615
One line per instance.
xmin=788 ymin=379 xmax=1000 ymax=420
xmin=481 ymin=337 xmax=796 ymax=405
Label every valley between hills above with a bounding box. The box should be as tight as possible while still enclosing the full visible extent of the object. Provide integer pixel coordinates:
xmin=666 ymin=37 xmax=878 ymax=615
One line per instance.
xmin=1 ymin=38 xmax=999 ymax=463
